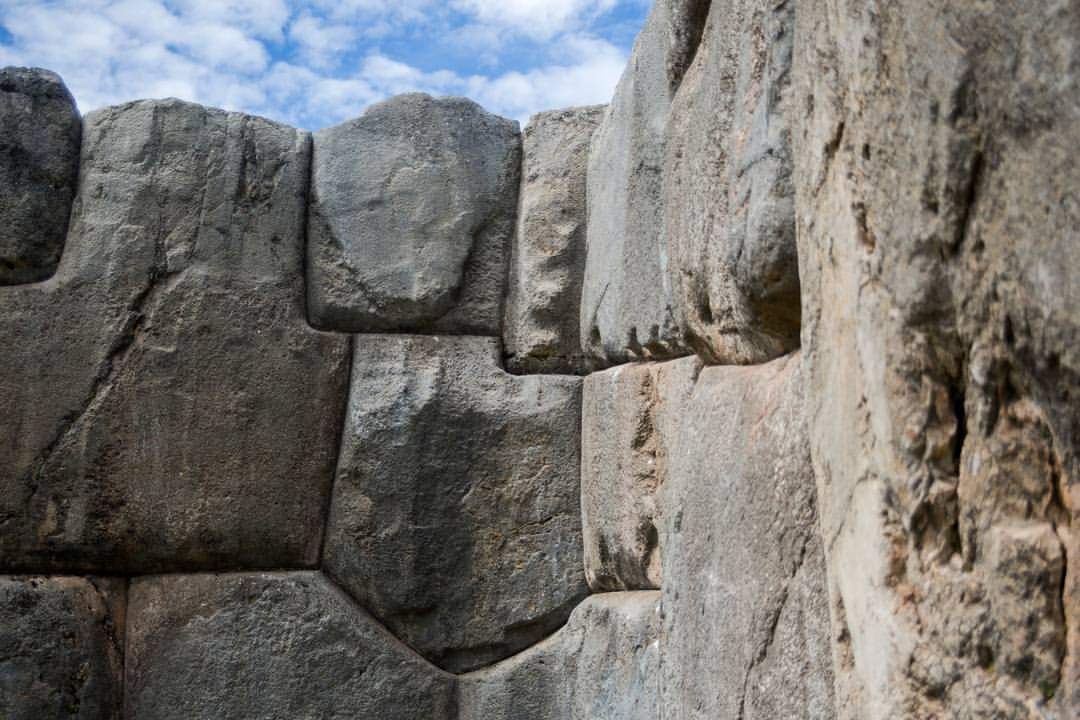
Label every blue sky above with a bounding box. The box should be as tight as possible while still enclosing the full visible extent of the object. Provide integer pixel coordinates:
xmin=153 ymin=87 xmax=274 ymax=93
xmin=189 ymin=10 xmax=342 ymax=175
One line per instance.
xmin=0 ymin=0 xmax=650 ymax=129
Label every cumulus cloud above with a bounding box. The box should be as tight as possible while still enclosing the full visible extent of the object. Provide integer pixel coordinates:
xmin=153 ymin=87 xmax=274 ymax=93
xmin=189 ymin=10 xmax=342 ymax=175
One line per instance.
xmin=0 ymin=0 xmax=641 ymax=128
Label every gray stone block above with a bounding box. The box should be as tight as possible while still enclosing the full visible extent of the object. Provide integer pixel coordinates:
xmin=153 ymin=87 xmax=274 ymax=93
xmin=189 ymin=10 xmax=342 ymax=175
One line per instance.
xmin=0 ymin=576 xmax=124 ymax=719
xmin=307 ymin=93 xmax=521 ymax=335
xmin=0 ymin=99 xmax=350 ymax=573
xmin=124 ymin=572 xmax=457 ymax=720
xmin=323 ymin=334 xmax=587 ymax=672
xmin=0 ymin=67 xmax=81 ymax=285
xmin=503 ymin=105 xmax=605 ymax=374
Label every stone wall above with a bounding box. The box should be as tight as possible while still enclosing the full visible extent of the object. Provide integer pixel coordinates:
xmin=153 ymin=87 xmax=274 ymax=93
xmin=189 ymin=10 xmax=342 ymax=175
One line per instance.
xmin=1 ymin=0 xmax=1076 ymax=718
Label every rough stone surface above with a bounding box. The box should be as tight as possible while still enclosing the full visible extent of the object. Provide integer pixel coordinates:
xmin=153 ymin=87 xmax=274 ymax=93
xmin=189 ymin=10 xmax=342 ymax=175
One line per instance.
xmin=580 ymin=0 xmax=711 ymax=364
xmin=307 ymin=93 xmax=521 ymax=335
xmin=662 ymin=0 xmax=800 ymax=364
xmin=0 ymin=576 xmax=124 ymax=719
xmin=125 ymin=572 xmax=456 ymax=719
xmin=0 ymin=67 xmax=81 ymax=285
xmin=0 ymin=99 xmax=351 ymax=573
xmin=660 ymin=354 xmax=835 ymax=720
xmin=504 ymin=105 xmax=605 ymax=375
xmin=459 ymin=591 xmax=661 ymax=720
xmin=581 ymin=358 xmax=699 ymax=591
xmin=794 ymin=1 xmax=1079 ymax=716
xmin=324 ymin=334 xmax=587 ymax=672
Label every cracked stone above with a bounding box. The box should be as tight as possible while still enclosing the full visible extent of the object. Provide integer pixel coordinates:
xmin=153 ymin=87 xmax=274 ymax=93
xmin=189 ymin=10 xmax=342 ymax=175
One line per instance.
xmin=306 ymin=93 xmax=521 ymax=335
xmin=0 ymin=67 xmax=81 ymax=285
xmin=124 ymin=572 xmax=456 ymax=720
xmin=0 ymin=98 xmax=350 ymax=573
xmin=323 ymin=334 xmax=587 ymax=672
xmin=659 ymin=354 xmax=835 ymax=720
xmin=459 ymin=591 xmax=661 ymax=720
xmin=0 ymin=576 xmax=124 ymax=720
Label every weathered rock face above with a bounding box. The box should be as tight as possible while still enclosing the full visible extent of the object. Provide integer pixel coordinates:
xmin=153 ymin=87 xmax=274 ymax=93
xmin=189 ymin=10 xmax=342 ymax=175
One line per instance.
xmin=459 ymin=591 xmax=661 ymax=720
xmin=581 ymin=358 xmax=699 ymax=591
xmin=0 ymin=576 xmax=124 ymax=719
xmin=662 ymin=0 xmax=800 ymax=365
xmin=794 ymin=1 xmax=1079 ymax=716
xmin=660 ymin=354 xmax=835 ymax=720
xmin=307 ymin=93 xmax=521 ymax=335
xmin=323 ymin=335 xmax=587 ymax=672
xmin=0 ymin=67 xmax=81 ymax=285
xmin=125 ymin=572 xmax=456 ymax=719
xmin=504 ymin=105 xmax=605 ymax=375
xmin=580 ymin=0 xmax=711 ymax=364
xmin=0 ymin=99 xmax=351 ymax=573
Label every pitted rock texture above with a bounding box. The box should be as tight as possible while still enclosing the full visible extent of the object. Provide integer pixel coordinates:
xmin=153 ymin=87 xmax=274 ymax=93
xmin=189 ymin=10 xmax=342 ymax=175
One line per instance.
xmin=323 ymin=334 xmax=587 ymax=672
xmin=0 ymin=576 xmax=124 ymax=719
xmin=660 ymin=354 xmax=835 ymax=720
xmin=0 ymin=67 xmax=81 ymax=285
xmin=0 ymin=99 xmax=351 ymax=574
xmin=459 ymin=591 xmax=661 ymax=720
xmin=581 ymin=358 xmax=699 ymax=591
xmin=662 ymin=0 xmax=800 ymax=365
xmin=580 ymin=0 xmax=711 ymax=365
xmin=794 ymin=0 xmax=1079 ymax=716
xmin=307 ymin=93 xmax=521 ymax=335
xmin=504 ymin=105 xmax=605 ymax=375
xmin=125 ymin=572 xmax=457 ymax=720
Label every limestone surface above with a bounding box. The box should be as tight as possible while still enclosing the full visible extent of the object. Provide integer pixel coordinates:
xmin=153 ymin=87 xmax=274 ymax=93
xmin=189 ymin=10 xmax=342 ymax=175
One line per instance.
xmin=307 ymin=93 xmax=521 ymax=335
xmin=581 ymin=358 xmax=699 ymax=591
xmin=0 ymin=67 xmax=81 ymax=285
xmin=662 ymin=0 xmax=800 ymax=364
xmin=580 ymin=0 xmax=711 ymax=364
xmin=794 ymin=1 xmax=1079 ymax=716
xmin=0 ymin=576 xmax=124 ymax=719
xmin=660 ymin=354 xmax=835 ymax=720
xmin=459 ymin=591 xmax=661 ymax=720
xmin=323 ymin=335 xmax=587 ymax=672
xmin=504 ymin=105 xmax=605 ymax=374
xmin=124 ymin=572 xmax=456 ymax=719
xmin=0 ymin=99 xmax=351 ymax=573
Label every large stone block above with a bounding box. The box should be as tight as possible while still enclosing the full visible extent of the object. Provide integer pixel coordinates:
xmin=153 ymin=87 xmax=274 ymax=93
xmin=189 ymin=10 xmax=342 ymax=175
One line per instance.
xmin=659 ymin=354 xmax=835 ymax=720
xmin=794 ymin=1 xmax=1079 ymax=716
xmin=0 ymin=67 xmax=81 ymax=285
xmin=323 ymin=335 xmax=587 ymax=672
xmin=581 ymin=358 xmax=699 ymax=591
xmin=662 ymin=0 xmax=800 ymax=364
xmin=307 ymin=93 xmax=521 ymax=335
xmin=580 ymin=0 xmax=711 ymax=364
xmin=0 ymin=99 xmax=351 ymax=573
xmin=504 ymin=105 xmax=605 ymax=374
xmin=124 ymin=572 xmax=456 ymax=719
xmin=0 ymin=576 xmax=124 ymax=719
xmin=459 ymin=591 xmax=661 ymax=720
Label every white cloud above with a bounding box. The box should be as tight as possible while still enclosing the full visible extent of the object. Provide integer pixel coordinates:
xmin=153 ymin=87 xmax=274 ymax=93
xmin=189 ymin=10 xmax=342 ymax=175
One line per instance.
xmin=0 ymin=0 xmax=636 ymax=127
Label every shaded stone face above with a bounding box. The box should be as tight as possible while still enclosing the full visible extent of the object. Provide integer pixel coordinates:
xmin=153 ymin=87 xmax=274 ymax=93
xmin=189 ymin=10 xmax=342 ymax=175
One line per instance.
xmin=0 ymin=67 xmax=81 ymax=285
xmin=580 ymin=0 xmax=711 ymax=365
xmin=580 ymin=358 xmax=699 ymax=591
xmin=323 ymin=334 xmax=587 ymax=672
xmin=503 ymin=105 xmax=606 ymax=375
xmin=124 ymin=573 xmax=457 ymax=720
xmin=0 ymin=576 xmax=125 ymax=720
xmin=307 ymin=93 xmax=521 ymax=336
xmin=793 ymin=0 xmax=1079 ymax=716
xmin=0 ymin=99 xmax=351 ymax=574
xmin=459 ymin=591 xmax=662 ymax=720
xmin=663 ymin=0 xmax=800 ymax=365
xmin=659 ymin=355 xmax=835 ymax=720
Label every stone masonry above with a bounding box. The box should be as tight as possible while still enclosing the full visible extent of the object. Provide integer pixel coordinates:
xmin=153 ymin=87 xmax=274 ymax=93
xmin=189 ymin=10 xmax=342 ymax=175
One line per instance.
xmin=1 ymin=0 xmax=1076 ymax=718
